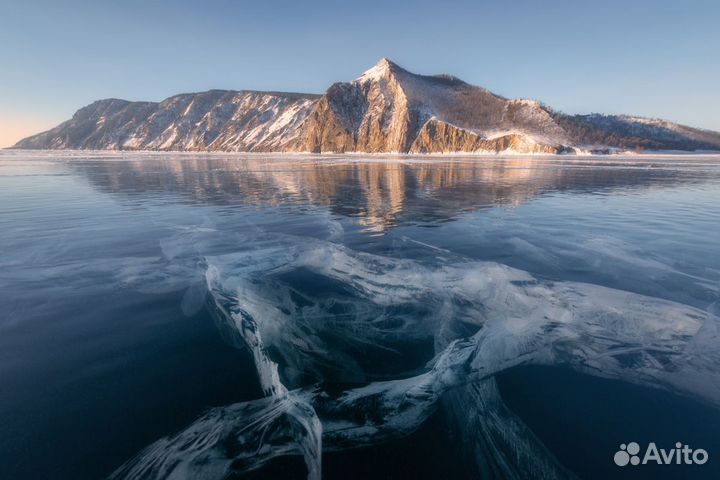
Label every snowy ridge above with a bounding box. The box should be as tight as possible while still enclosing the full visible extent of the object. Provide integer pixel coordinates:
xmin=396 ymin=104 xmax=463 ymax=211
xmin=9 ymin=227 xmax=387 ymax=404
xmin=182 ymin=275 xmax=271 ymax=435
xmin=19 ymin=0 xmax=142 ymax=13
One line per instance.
xmin=16 ymin=90 xmax=319 ymax=152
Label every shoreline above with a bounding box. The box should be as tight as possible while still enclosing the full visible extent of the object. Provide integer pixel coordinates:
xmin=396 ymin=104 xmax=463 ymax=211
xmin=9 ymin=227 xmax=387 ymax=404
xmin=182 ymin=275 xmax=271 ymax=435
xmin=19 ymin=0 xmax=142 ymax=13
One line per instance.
xmin=3 ymin=148 xmax=720 ymax=159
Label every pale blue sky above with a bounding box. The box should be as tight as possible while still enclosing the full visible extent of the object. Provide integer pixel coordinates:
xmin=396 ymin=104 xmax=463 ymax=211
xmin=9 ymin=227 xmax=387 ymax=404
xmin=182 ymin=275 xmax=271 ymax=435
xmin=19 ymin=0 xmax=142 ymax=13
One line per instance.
xmin=1 ymin=0 xmax=719 ymax=146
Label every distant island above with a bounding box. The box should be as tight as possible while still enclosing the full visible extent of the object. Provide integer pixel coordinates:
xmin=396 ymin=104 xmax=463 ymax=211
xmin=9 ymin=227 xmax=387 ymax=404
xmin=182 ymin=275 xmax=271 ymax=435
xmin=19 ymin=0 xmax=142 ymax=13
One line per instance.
xmin=13 ymin=58 xmax=720 ymax=154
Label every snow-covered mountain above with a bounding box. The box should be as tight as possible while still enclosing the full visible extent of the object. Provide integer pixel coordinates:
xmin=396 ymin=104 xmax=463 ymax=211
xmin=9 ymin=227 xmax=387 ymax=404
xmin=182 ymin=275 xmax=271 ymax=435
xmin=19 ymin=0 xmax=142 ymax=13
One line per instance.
xmin=15 ymin=90 xmax=319 ymax=152
xmin=13 ymin=59 xmax=720 ymax=153
xmin=298 ymin=58 xmax=569 ymax=154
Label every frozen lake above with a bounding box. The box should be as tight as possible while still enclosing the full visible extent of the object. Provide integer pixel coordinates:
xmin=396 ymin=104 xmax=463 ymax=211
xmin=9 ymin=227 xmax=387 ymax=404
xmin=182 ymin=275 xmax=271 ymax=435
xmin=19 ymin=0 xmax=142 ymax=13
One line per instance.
xmin=1 ymin=151 xmax=720 ymax=479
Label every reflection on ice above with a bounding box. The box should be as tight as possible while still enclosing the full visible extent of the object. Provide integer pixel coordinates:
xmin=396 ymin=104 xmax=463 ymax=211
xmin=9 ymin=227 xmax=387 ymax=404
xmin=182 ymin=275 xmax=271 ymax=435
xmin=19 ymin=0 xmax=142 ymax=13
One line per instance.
xmin=75 ymin=155 xmax=714 ymax=234
xmin=111 ymin=232 xmax=720 ymax=479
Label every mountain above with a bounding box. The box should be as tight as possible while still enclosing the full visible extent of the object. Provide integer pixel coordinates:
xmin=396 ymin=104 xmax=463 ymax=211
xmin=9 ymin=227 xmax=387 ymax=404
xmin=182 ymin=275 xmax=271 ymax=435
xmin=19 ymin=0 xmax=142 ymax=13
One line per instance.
xmin=15 ymin=90 xmax=318 ymax=152
xmin=13 ymin=59 xmax=720 ymax=154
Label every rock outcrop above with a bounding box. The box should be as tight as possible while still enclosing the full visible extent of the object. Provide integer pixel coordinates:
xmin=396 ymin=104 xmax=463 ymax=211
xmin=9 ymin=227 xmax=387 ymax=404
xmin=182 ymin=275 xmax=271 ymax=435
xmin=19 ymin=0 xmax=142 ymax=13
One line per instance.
xmin=409 ymin=119 xmax=559 ymax=154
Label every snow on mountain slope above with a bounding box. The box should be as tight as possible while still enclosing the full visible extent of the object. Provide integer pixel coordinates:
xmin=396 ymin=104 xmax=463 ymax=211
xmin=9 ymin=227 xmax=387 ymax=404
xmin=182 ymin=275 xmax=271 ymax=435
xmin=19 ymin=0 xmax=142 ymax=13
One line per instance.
xmin=14 ymin=90 xmax=319 ymax=152
xmin=13 ymin=58 xmax=720 ymax=154
xmin=553 ymin=113 xmax=720 ymax=151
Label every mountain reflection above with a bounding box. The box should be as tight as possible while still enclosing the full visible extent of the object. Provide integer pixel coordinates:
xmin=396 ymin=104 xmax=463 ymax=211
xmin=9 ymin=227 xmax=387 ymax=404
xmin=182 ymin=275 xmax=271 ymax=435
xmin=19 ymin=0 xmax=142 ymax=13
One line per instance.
xmin=75 ymin=155 xmax=704 ymax=233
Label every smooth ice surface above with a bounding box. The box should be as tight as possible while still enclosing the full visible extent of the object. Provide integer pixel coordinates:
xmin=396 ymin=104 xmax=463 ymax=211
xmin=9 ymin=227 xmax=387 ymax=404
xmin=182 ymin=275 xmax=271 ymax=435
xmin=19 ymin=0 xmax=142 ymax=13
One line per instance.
xmin=1 ymin=152 xmax=720 ymax=479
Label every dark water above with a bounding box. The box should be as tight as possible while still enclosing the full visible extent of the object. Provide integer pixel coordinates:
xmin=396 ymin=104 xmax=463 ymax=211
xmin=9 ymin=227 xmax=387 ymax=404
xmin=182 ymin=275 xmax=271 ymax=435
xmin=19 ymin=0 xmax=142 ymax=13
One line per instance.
xmin=1 ymin=151 xmax=719 ymax=479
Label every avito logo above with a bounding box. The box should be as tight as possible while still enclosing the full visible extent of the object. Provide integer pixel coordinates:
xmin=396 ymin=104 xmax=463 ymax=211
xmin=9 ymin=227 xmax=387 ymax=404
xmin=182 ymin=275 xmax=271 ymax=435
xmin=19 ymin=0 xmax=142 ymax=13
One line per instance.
xmin=614 ymin=442 xmax=709 ymax=466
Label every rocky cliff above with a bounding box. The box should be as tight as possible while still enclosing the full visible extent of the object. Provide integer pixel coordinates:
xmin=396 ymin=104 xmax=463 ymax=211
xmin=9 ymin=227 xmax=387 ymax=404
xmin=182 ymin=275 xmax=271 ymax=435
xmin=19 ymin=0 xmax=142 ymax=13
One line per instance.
xmin=298 ymin=59 xmax=569 ymax=153
xmin=13 ymin=58 xmax=720 ymax=154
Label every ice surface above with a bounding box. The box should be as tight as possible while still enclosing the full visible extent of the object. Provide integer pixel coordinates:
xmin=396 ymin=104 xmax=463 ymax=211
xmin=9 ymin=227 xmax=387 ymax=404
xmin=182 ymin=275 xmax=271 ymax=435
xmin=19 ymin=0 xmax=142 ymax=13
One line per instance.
xmin=110 ymin=230 xmax=720 ymax=479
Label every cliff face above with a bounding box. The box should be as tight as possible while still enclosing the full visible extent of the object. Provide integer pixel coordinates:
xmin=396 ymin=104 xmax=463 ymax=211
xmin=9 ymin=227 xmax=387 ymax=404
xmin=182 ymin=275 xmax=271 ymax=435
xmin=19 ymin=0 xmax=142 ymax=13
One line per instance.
xmin=13 ymin=58 xmax=720 ymax=153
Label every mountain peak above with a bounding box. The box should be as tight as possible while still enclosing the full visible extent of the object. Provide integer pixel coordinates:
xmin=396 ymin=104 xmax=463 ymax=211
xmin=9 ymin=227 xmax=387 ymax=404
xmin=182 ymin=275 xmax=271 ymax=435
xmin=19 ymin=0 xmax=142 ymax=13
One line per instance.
xmin=356 ymin=57 xmax=405 ymax=82
xmin=376 ymin=57 xmax=397 ymax=68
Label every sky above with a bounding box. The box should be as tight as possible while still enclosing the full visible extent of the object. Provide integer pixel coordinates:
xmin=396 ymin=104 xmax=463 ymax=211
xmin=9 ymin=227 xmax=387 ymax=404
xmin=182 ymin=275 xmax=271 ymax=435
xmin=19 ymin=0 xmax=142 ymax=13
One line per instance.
xmin=1 ymin=0 xmax=719 ymax=147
